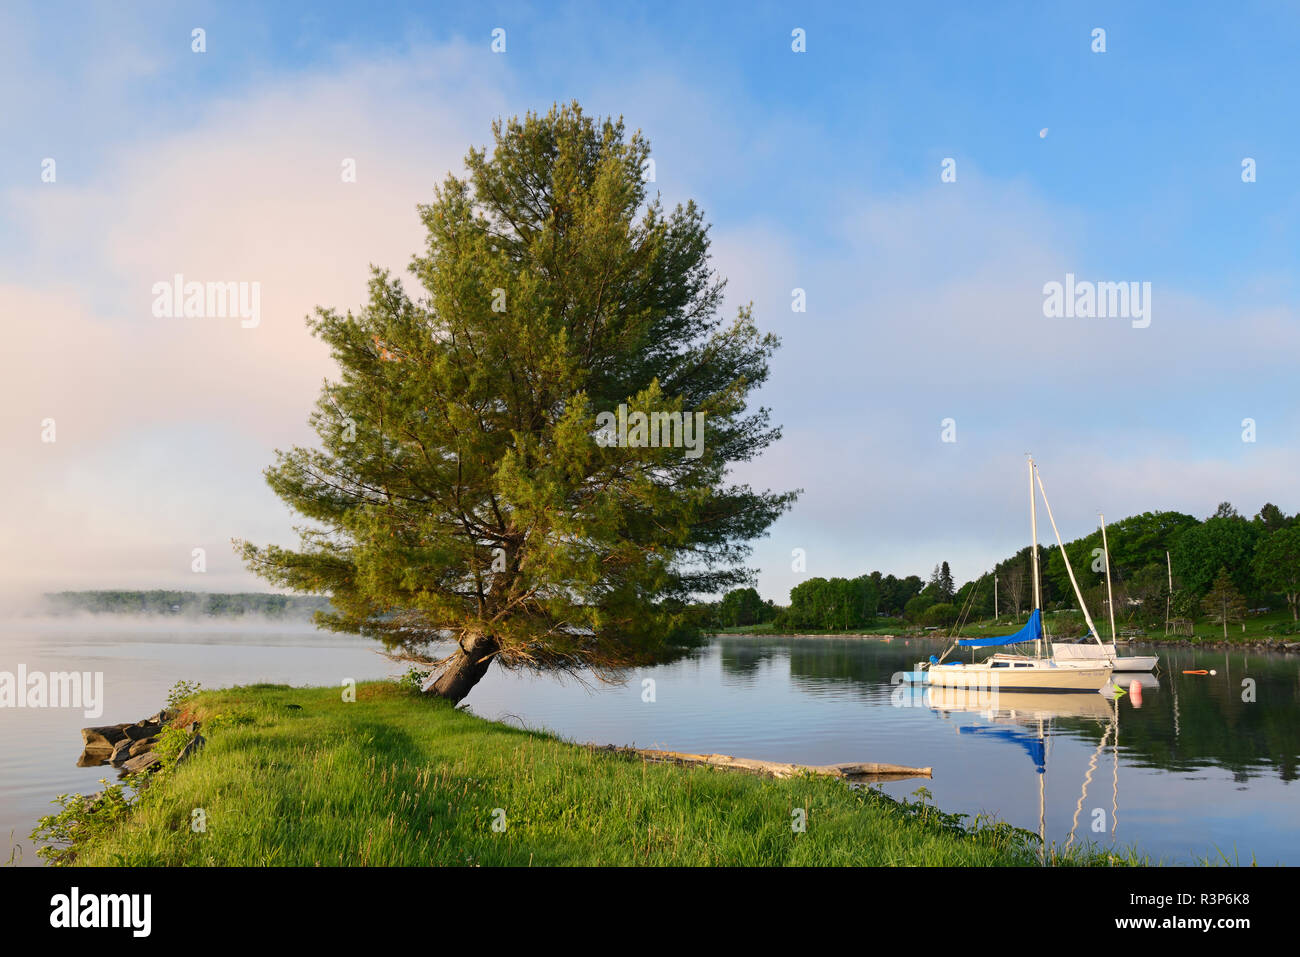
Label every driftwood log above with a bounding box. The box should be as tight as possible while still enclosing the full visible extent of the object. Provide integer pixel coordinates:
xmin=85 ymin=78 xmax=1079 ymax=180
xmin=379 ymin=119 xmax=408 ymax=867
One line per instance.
xmin=587 ymin=744 xmax=932 ymax=780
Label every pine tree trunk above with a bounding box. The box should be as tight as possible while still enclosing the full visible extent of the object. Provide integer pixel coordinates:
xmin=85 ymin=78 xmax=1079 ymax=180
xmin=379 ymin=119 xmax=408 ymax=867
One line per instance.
xmin=426 ymin=635 xmax=499 ymax=703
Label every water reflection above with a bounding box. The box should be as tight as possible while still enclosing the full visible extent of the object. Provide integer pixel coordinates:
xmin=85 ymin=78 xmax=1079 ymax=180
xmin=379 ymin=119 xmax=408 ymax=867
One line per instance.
xmin=3 ymin=625 xmax=1297 ymax=865
xmin=918 ymin=684 xmax=1125 ymax=855
xmin=702 ymin=635 xmax=1299 ymax=862
xmin=716 ymin=636 xmax=1300 ymax=785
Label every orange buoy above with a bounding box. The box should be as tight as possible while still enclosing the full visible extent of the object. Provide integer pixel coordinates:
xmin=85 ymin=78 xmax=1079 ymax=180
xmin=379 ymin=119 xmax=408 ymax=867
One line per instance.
xmin=1182 ymin=669 xmax=1208 ymax=675
xmin=1129 ymin=678 xmax=1143 ymax=708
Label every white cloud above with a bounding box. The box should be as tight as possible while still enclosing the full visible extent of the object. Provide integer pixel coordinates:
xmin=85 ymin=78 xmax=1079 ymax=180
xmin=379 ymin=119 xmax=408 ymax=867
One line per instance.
xmin=5 ymin=39 xmax=1296 ymax=609
xmin=713 ymin=174 xmax=1300 ymax=600
xmin=2 ymin=41 xmax=508 ymax=597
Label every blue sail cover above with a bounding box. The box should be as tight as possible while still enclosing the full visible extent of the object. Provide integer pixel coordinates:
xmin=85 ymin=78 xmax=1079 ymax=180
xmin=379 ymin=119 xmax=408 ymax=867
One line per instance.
xmin=957 ymin=608 xmax=1042 ymax=647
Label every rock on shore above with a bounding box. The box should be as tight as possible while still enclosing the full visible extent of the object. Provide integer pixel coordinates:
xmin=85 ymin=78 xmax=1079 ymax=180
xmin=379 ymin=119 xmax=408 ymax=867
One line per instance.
xmin=78 ymin=708 xmax=197 ymax=777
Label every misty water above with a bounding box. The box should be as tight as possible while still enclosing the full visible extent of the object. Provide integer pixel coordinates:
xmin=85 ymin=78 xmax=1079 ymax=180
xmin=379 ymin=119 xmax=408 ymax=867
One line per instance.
xmin=2 ymin=621 xmax=1297 ymax=865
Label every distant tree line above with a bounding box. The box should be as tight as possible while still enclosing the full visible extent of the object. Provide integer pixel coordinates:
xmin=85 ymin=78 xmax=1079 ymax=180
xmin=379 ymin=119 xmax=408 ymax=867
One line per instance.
xmin=48 ymin=501 xmax=1300 ymax=637
xmin=44 ymin=590 xmax=333 ymax=619
xmin=699 ymin=562 xmax=957 ymax=631
xmin=699 ymin=503 xmax=1300 ymax=632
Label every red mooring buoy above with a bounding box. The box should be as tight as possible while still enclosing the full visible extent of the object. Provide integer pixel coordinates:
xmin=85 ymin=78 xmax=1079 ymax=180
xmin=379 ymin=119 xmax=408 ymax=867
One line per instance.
xmin=1129 ymin=678 xmax=1143 ymax=708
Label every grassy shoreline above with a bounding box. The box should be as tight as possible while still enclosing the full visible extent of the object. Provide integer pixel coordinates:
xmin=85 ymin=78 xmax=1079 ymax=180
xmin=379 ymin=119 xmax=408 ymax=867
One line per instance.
xmin=44 ymin=681 xmax=1136 ymax=867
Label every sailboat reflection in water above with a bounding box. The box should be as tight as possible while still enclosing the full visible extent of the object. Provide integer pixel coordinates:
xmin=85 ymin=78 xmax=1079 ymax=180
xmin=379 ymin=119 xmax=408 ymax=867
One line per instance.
xmin=923 ymin=683 xmax=1157 ymax=859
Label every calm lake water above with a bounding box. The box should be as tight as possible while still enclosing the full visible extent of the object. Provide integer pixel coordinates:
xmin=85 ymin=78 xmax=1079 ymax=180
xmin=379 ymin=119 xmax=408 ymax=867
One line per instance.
xmin=2 ymin=620 xmax=1297 ymax=865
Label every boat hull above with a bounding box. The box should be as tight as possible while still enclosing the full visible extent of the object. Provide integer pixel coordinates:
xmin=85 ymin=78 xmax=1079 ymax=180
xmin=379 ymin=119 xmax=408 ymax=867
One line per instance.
xmin=925 ymin=661 xmax=1112 ymax=692
xmin=1111 ymin=656 xmax=1159 ymax=671
xmin=1050 ymin=642 xmax=1158 ymax=672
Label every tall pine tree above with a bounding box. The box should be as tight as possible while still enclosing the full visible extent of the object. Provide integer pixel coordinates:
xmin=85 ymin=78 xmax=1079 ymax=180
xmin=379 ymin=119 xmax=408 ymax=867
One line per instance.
xmin=238 ymin=104 xmax=796 ymax=701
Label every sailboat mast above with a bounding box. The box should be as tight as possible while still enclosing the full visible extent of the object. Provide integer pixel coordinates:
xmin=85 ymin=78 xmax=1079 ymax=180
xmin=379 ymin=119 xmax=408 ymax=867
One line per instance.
xmin=1037 ymin=716 xmax=1047 ymax=863
xmin=1034 ymin=466 xmax=1106 ymax=647
xmin=1029 ymin=458 xmax=1042 ymax=657
xmin=1100 ymin=512 xmax=1117 ymax=642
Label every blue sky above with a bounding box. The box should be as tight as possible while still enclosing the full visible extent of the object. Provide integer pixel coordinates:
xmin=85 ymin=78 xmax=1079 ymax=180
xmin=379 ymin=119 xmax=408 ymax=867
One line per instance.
xmin=3 ymin=2 xmax=1297 ymax=603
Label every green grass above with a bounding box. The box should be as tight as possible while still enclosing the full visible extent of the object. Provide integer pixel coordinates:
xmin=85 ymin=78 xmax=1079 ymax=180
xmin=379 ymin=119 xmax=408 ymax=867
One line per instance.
xmin=56 ymin=682 xmax=1135 ymax=866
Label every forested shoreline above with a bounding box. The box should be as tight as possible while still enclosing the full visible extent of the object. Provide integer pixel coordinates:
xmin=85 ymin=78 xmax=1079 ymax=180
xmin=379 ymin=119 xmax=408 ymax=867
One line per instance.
xmin=33 ymin=503 xmax=1300 ymax=642
xmin=707 ymin=502 xmax=1300 ymax=638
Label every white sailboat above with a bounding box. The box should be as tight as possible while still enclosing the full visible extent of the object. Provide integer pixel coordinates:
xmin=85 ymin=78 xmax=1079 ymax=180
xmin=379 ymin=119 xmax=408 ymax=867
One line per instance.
xmin=1049 ymin=512 xmax=1159 ymax=673
xmin=920 ymin=459 xmax=1112 ymax=694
